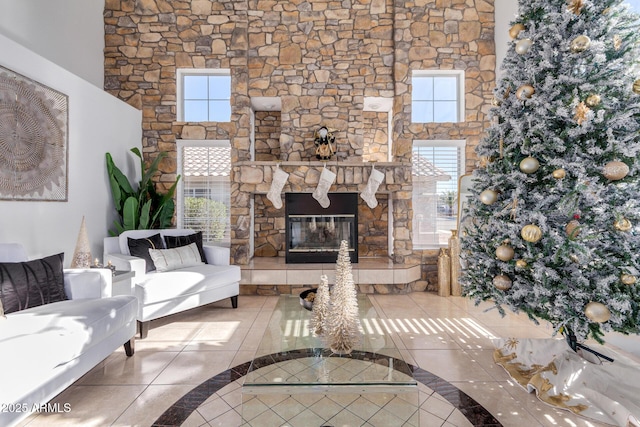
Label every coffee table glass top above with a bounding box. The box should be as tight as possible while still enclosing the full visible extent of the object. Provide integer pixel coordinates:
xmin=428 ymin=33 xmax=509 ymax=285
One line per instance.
xmin=244 ymin=294 xmax=416 ymax=387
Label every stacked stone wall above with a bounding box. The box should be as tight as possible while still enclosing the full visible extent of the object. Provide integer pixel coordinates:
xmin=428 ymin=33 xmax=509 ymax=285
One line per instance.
xmin=254 ymin=111 xmax=281 ymax=161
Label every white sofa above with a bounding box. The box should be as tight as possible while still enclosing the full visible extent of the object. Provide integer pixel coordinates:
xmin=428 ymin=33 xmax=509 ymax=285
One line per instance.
xmin=0 ymin=243 xmax=137 ymax=427
xmin=103 ymin=229 xmax=240 ymax=338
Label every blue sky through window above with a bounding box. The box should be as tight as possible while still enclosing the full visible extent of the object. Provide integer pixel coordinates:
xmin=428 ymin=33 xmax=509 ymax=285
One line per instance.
xmin=628 ymin=0 xmax=640 ymax=11
xmin=183 ymin=75 xmax=231 ymax=122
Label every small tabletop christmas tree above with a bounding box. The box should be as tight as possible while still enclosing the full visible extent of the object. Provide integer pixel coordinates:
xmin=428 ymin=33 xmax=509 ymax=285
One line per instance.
xmin=461 ymin=0 xmax=640 ymax=344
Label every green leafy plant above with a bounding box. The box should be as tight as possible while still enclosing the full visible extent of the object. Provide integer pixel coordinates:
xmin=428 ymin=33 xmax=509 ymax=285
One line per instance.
xmin=184 ymin=197 xmax=228 ymax=242
xmin=106 ymin=147 xmax=180 ymax=236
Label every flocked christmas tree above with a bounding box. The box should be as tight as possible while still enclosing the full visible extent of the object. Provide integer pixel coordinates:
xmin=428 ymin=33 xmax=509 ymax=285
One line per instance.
xmin=326 ymin=240 xmax=360 ymax=354
xmin=311 ymin=274 xmax=330 ymax=336
xmin=461 ymin=0 xmax=640 ymax=344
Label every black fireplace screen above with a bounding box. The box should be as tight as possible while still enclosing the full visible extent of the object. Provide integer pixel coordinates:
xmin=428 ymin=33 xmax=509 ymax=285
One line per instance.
xmin=285 ymin=193 xmax=358 ymax=263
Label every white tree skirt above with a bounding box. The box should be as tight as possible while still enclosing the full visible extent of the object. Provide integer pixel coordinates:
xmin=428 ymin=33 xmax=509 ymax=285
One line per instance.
xmin=494 ymin=338 xmax=640 ymax=427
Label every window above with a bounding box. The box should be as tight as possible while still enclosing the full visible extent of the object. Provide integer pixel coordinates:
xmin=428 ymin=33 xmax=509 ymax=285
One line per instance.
xmin=412 ymin=140 xmax=466 ymax=248
xmin=177 ymin=141 xmax=231 ymax=245
xmin=412 ymin=71 xmax=464 ymax=123
xmin=177 ymin=69 xmax=231 ymax=122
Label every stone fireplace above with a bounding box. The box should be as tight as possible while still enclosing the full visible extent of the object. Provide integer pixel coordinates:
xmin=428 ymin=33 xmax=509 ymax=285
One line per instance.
xmin=285 ymin=192 xmax=358 ymax=263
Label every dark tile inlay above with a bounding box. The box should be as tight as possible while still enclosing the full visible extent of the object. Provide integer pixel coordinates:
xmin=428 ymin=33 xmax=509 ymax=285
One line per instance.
xmin=152 ymin=349 xmax=502 ymax=426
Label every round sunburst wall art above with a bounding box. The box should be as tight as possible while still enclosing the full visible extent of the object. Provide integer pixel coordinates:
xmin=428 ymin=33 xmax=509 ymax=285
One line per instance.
xmin=0 ymin=66 xmax=68 ymax=201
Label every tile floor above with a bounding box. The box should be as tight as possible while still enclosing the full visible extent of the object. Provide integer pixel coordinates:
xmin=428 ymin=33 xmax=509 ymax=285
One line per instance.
xmin=17 ymin=293 xmax=629 ymax=427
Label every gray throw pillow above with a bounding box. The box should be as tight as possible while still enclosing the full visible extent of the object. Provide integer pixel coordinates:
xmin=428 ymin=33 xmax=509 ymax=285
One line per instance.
xmin=0 ymin=253 xmax=66 ymax=314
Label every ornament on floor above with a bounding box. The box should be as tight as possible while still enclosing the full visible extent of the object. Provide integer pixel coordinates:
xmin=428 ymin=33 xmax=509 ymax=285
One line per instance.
xmin=585 ymin=94 xmax=601 ymax=107
xmin=314 ymin=126 xmax=335 ymax=160
xmin=509 ymin=23 xmax=525 ymax=39
xmin=515 ymin=38 xmax=533 ymax=55
xmin=574 ymin=101 xmax=591 ymax=125
xmin=552 ymin=168 xmax=566 ymax=179
xmin=516 ymin=84 xmax=535 ymax=100
xmin=312 ymin=166 xmax=336 ymax=208
xmin=567 ymin=0 xmax=584 ymax=14
xmin=71 ymin=216 xmax=92 ymax=268
xmin=266 ymin=164 xmax=289 ymax=209
xmin=519 ymin=156 xmax=540 ymax=174
xmin=516 ymin=259 xmax=528 ymax=269
xmin=496 ymin=243 xmax=515 ymax=262
xmin=493 ymin=274 xmax=513 ymax=291
xmin=521 ymin=224 xmax=542 ymax=243
xmin=621 ymin=274 xmax=637 ymax=286
xmin=614 ymin=217 xmax=632 ymax=232
xmin=479 ymin=189 xmax=498 ymax=205
xmin=633 ymin=79 xmax=640 ymax=95
xmin=584 ymin=302 xmax=611 ymax=323
xmin=602 ymin=161 xmax=629 ymax=181
xmin=570 ymin=35 xmax=591 ymax=53
xmin=360 ymin=164 xmax=385 ymax=209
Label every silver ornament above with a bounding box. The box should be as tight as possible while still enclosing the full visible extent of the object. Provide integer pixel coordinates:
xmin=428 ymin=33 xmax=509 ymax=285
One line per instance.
xmin=479 ymin=189 xmax=498 ymax=205
xmin=584 ymin=302 xmax=611 ymax=323
xmin=602 ymin=161 xmax=629 ymax=181
xmin=515 ymin=38 xmax=533 ymax=55
xmin=570 ymin=35 xmax=591 ymax=53
xmin=519 ymin=156 xmax=540 ymax=174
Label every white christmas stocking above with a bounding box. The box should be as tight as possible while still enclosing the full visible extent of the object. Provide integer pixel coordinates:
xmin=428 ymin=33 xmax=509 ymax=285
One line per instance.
xmin=313 ymin=167 xmax=336 ymax=208
xmin=360 ymin=166 xmax=385 ymax=209
xmin=267 ymin=166 xmax=289 ymax=209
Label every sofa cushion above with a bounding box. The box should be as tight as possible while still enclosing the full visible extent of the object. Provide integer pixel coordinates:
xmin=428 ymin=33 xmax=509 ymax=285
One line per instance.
xmin=164 ymin=231 xmax=206 ymax=263
xmin=128 ymin=234 xmax=164 ymax=272
xmin=149 ymin=243 xmax=204 ymax=272
xmin=137 ymin=264 xmax=241 ymax=304
xmin=0 ymin=253 xmax=66 ymax=314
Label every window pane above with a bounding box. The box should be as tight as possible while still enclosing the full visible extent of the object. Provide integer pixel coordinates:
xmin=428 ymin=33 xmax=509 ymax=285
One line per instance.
xmin=208 ymin=101 xmax=231 ymax=122
xmin=433 ymin=101 xmax=458 ymax=122
xmin=412 ymin=77 xmax=433 ymax=101
xmin=627 ymin=0 xmax=640 ymax=12
xmin=412 ymin=143 xmax=464 ymax=248
xmin=412 ymin=101 xmax=433 ymax=123
xmin=433 ymin=77 xmax=457 ymax=101
xmin=209 ymin=75 xmax=231 ymax=100
xmin=184 ymin=100 xmax=209 ymax=122
xmin=184 ymin=75 xmax=208 ymax=100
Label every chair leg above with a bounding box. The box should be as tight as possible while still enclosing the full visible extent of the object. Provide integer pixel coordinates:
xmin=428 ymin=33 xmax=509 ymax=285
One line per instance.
xmin=138 ymin=320 xmax=150 ymax=339
xmin=123 ymin=338 xmax=135 ymax=356
xmin=231 ymin=295 xmax=238 ymax=309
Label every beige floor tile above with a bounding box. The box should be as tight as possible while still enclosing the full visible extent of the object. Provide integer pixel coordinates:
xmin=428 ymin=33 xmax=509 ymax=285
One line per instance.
xmin=152 ymin=350 xmax=237 ymax=385
xmin=410 ymin=349 xmax=495 ymax=382
xmin=112 ymin=384 xmax=196 ymax=426
xmin=77 ymin=351 xmax=179 ymax=385
xmin=181 ymin=409 xmax=208 ymax=427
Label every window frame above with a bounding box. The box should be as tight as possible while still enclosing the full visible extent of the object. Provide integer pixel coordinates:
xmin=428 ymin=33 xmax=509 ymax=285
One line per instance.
xmin=176 ymin=68 xmax=231 ymax=122
xmin=411 ymin=70 xmax=465 ymax=124
xmin=412 ymin=139 xmax=466 ymax=250
xmin=176 ymin=139 xmax=232 ymax=246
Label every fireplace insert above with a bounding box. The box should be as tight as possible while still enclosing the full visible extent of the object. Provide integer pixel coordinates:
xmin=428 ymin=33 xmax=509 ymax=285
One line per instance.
xmin=285 ymin=193 xmax=358 ymax=263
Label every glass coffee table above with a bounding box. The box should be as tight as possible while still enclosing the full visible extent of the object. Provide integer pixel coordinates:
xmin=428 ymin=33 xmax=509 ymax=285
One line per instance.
xmin=241 ymin=294 xmax=419 ymax=426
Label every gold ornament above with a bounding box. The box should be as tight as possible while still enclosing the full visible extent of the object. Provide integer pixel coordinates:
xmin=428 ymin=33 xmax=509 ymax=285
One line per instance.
xmin=552 ymin=168 xmax=566 ymax=179
xmin=602 ymin=161 xmax=629 ymax=181
xmin=614 ymin=218 xmax=632 ymax=232
xmin=570 ymin=35 xmax=591 ymax=53
xmin=496 ymin=244 xmax=515 ymax=262
xmin=574 ymin=102 xmax=590 ymax=125
xmin=584 ymin=302 xmax=611 ymax=323
xmin=521 ymin=224 xmax=542 ymax=243
xmin=585 ymin=94 xmax=601 ymax=107
xmin=519 ymin=156 xmax=540 ymax=174
xmin=567 ymin=0 xmax=584 ymax=14
xmin=621 ymin=274 xmax=637 ymax=285
xmin=516 ymin=259 xmax=528 ymax=268
xmin=613 ymin=34 xmax=622 ymax=51
xmin=493 ymin=274 xmax=513 ymax=291
xmin=503 ymin=86 xmax=511 ymax=99
xmin=479 ymin=189 xmax=498 ymax=205
xmin=566 ymin=220 xmax=581 ymax=238
xmin=491 ymin=96 xmax=501 ymax=106
xmin=509 ymin=23 xmax=526 ymax=39
xmin=515 ymin=38 xmax=533 ymax=55
xmin=516 ymin=84 xmax=535 ymax=100
xmin=633 ymin=79 xmax=640 ymax=95
xmin=478 ymin=156 xmax=494 ymax=168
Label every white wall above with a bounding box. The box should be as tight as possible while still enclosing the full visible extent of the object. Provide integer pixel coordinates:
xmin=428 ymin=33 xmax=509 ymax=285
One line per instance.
xmin=494 ymin=0 xmax=519 ymax=76
xmin=0 ymin=0 xmax=104 ymax=88
xmin=0 ymin=33 xmax=140 ymax=264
